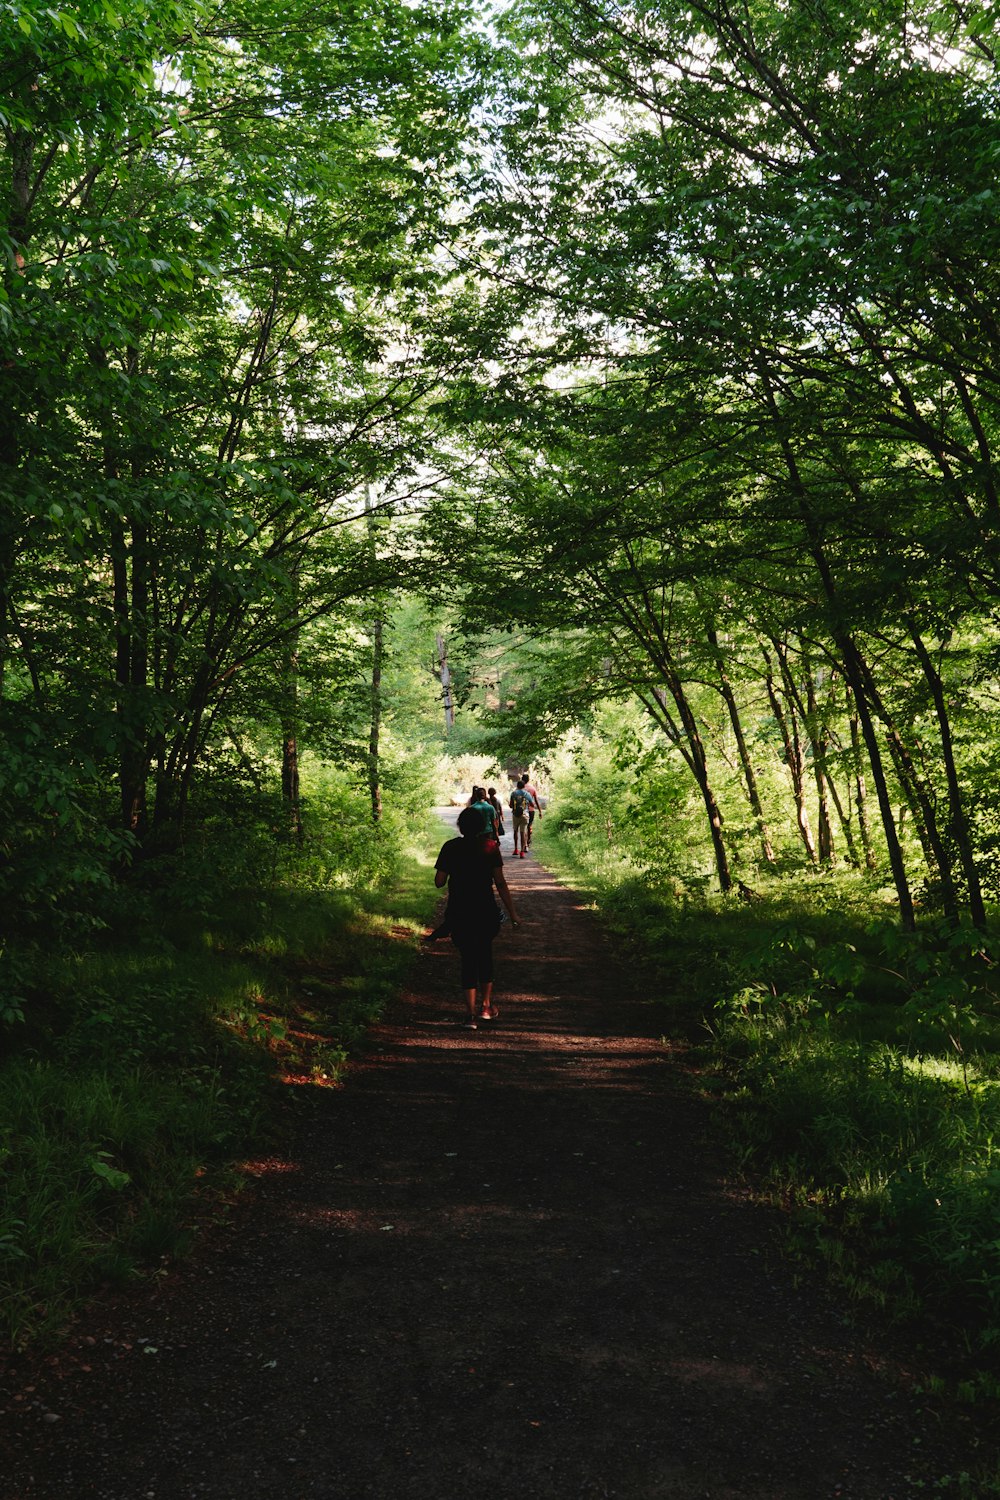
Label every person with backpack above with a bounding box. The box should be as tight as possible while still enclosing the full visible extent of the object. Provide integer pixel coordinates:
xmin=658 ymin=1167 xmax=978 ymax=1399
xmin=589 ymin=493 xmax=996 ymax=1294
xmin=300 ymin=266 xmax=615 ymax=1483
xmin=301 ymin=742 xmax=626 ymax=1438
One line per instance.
xmin=433 ymin=806 xmax=520 ymax=1027
xmin=523 ymin=774 xmax=542 ymax=847
xmin=508 ymin=776 xmax=532 ymax=858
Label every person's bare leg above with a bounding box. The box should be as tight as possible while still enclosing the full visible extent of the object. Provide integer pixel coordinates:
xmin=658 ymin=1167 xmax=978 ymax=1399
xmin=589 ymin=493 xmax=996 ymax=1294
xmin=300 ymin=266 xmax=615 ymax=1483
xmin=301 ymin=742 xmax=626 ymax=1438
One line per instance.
xmin=463 ymin=987 xmax=478 ymax=1026
xmin=480 ymin=981 xmax=496 ymax=1020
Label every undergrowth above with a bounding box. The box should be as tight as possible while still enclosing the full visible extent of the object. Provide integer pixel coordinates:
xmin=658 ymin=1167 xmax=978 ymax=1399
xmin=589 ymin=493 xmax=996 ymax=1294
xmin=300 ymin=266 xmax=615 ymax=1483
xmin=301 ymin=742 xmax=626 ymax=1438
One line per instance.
xmin=536 ymin=819 xmax=1000 ymax=1384
xmin=0 ymin=783 xmax=442 ymax=1352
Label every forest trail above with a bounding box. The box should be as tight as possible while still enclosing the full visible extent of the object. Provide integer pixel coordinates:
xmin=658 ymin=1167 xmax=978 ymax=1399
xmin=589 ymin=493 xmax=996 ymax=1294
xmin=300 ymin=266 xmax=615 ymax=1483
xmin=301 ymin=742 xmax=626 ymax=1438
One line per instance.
xmin=0 ymin=817 xmax=979 ymax=1499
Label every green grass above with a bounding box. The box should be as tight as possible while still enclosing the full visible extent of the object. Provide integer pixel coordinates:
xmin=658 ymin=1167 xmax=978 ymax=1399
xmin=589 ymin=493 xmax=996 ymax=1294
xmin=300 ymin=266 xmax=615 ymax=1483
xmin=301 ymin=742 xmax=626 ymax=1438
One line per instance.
xmin=0 ymin=810 xmax=444 ymax=1351
xmin=536 ymin=819 xmax=1000 ymax=1371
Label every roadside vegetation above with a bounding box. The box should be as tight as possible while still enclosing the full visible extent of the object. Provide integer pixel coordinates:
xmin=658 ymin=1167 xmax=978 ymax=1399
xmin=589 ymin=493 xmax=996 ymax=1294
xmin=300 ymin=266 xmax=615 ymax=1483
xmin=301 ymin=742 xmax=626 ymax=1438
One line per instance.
xmin=0 ymin=766 xmax=443 ymax=1351
xmin=533 ymin=740 xmax=1000 ymax=1382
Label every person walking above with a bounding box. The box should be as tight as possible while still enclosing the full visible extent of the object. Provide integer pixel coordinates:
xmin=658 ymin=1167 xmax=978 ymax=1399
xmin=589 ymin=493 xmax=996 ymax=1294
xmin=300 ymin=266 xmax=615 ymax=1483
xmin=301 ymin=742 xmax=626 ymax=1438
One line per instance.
xmin=509 ymin=777 xmax=531 ymax=858
xmin=487 ymin=786 xmax=506 ymax=840
xmin=433 ymin=806 xmax=519 ymax=1027
xmin=469 ymin=786 xmax=500 ymax=841
xmin=523 ymin=773 xmax=542 ymax=847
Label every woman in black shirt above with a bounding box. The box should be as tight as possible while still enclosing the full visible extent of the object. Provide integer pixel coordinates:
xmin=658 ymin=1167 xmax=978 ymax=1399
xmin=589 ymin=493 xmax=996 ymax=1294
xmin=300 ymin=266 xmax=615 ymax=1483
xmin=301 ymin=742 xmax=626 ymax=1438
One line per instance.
xmin=434 ymin=807 xmax=520 ymax=1028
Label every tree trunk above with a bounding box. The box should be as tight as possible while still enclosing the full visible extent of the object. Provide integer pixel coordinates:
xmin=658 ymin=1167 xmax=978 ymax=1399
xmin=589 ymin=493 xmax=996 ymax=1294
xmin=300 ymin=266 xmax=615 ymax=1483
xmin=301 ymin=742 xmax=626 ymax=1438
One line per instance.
xmin=365 ymin=491 xmax=385 ymax=823
xmin=706 ymin=622 xmax=775 ymax=864
xmin=848 ymin=701 xmax=878 ymax=872
xmin=801 ymin=652 xmax=835 ymax=865
xmin=280 ymin=665 xmax=303 ymax=844
xmin=908 ymin=624 xmax=986 ymax=928
xmin=880 ymin=727 xmax=943 ymax=891
xmin=96 ymin=337 xmax=150 ymax=842
xmin=856 ymin=652 xmax=959 ymax=921
xmin=9 ymin=129 xmax=34 ymax=254
xmin=109 ymin=509 xmax=150 ymax=840
xmin=761 ymin=643 xmax=816 ymax=864
xmin=368 ymin=607 xmax=384 ymax=824
xmin=153 ymin=654 xmax=215 ymax=839
xmin=755 ymin=362 xmax=913 ymax=925
xmin=122 ymin=518 xmax=151 ymax=840
xmin=0 ymin=125 xmax=31 ymax=699
xmin=648 ymin=681 xmax=733 ymax=893
xmin=0 ymin=540 xmax=10 ymax=701
xmin=818 ymin=673 xmax=860 ymax=867
xmin=280 ymin=559 xmax=303 ymax=844
xmin=840 ymin=638 xmax=915 ymax=926
xmin=436 ymin=633 xmax=455 ymax=733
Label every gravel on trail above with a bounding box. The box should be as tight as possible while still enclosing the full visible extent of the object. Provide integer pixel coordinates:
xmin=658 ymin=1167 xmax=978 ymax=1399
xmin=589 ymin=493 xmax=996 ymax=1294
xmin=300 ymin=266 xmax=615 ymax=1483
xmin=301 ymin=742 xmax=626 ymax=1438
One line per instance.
xmin=0 ymin=817 xmax=991 ymax=1499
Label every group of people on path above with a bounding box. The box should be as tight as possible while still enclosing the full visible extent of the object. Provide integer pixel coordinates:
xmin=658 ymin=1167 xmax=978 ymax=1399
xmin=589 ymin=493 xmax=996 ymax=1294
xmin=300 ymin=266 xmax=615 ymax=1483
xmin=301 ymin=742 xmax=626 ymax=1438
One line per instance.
xmin=467 ymin=776 xmax=542 ymax=857
xmin=426 ymin=774 xmax=545 ymax=1029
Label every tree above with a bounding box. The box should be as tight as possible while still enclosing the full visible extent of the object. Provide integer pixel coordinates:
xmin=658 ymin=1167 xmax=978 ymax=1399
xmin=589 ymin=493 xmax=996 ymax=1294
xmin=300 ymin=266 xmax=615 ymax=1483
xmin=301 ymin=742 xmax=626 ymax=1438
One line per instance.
xmin=417 ymin=0 xmax=1000 ymax=923
xmin=1 ymin=0 xmax=483 ymax=930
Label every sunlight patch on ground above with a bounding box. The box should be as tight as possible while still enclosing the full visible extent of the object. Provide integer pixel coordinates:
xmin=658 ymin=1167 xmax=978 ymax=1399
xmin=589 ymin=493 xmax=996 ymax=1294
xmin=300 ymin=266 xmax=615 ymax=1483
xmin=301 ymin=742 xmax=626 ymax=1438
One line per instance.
xmin=279 ymin=1072 xmax=342 ymax=1088
xmin=238 ymin=1158 xmax=302 ymax=1176
xmin=900 ymin=1054 xmax=991 ymax=1087
xmin=367 ymin=912 xmax=422 ymax=941
xmin=663 ymin=1357 xmax=773 ymax=1394
xmin=288 ymin=1202 xmax=557 ymax=1232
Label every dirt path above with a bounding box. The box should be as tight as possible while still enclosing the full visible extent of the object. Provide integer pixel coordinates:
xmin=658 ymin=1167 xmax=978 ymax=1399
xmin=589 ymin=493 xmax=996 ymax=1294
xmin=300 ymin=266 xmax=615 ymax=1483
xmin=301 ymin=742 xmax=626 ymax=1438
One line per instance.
xmin=0 ymin=820 xmax=984 ymax=1498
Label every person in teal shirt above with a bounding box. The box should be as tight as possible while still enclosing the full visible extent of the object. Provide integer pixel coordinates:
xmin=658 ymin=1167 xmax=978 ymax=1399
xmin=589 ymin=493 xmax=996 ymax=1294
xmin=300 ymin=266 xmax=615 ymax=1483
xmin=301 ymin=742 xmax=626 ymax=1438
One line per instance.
xmin=469 ymin=786 xmax=500 ymax=841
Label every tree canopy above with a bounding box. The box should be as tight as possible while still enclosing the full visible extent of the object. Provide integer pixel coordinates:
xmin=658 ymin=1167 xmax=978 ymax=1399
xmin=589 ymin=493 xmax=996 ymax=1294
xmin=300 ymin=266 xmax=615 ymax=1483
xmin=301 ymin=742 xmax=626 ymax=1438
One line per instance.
xmin=4 ymin=0 xmax=1000 ymax=932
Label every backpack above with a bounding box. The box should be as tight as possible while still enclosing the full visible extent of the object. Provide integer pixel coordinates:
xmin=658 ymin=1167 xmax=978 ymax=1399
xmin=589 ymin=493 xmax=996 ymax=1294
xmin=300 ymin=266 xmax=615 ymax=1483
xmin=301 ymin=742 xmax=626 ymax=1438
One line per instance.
xmin=510 ymin=788 xmax=528 ymax=817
